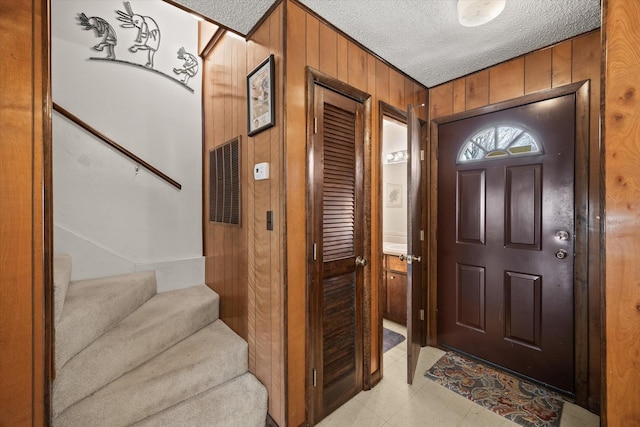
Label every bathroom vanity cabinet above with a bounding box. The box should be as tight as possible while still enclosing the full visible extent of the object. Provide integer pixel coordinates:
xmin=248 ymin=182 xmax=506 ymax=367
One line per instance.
xmin=382 ymin=253 xmax=407 ymax=325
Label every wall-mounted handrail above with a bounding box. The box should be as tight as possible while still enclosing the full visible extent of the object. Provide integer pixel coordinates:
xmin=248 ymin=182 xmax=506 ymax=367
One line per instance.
xmin=53 ymin=103 xmax=182 ymax=190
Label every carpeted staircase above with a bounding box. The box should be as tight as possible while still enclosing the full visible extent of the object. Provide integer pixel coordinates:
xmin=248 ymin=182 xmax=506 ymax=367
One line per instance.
xmin=52 ymin=254 xmax=268 ymax=427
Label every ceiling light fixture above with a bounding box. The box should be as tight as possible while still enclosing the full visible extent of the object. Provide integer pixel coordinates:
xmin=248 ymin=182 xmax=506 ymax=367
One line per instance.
xmin=457 ymin=0 xmax=506 ymax=27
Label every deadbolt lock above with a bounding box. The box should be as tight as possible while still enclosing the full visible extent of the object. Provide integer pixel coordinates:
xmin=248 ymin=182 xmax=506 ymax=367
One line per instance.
xmin=555 ymin=249 xmax=568 ymax=259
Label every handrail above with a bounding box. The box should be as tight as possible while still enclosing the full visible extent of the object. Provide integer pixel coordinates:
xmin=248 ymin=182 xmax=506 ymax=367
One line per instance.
xmin=53 ymin=103 xmax=182 ymax=190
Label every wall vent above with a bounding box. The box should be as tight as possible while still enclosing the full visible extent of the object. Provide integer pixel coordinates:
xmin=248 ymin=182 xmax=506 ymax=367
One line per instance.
xmin=209 ymin=137 xmax=241 ymax=225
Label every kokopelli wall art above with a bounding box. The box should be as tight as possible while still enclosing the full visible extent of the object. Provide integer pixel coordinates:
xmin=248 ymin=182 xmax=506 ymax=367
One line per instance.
xmin=77 ymin=1 xmax=199 ymax=93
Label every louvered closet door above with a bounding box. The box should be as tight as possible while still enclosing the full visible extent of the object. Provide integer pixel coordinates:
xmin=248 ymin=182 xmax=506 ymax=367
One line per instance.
xmin=310 ymin=85 xmax=364 ymax=423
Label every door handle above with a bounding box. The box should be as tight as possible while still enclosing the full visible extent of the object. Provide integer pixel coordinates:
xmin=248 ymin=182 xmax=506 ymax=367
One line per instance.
xmin=406 ymin=255 xmax=422 ymax=264
xmin=355 ymin=256 xmax=367 ymax=267
xmin=555 ymin=249 xmax=568 ymax=259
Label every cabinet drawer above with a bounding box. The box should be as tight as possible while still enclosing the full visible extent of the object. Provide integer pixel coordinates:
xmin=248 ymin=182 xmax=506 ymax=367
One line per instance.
xmin=385 ymin=254 xmax=407 ymax=273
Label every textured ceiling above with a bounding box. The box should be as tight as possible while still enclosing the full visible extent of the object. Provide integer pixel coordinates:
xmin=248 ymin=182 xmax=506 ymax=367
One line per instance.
xmin=174 ymin=0 xmax=601 ymax=88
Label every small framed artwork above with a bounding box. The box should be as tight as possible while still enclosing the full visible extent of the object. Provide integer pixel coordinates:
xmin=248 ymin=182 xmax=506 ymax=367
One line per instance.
xmin=386 ymin=183 xmax=402 ymax=207
xmin=247 ymin=54 xmax=275 ymax=136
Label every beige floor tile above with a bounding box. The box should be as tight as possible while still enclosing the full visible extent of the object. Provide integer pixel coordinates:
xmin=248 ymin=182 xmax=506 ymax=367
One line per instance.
xmin=460 ymin=404 xmax=519 ymax=427
xmin=355 ymin=376 xmax=419 ymax=421
xmin=315 ymin=398 xmax=386 ymax=427
xmin=385 ymin=382 xmax=472 ymax=427
xmin=316 ymin=322 xmax=601 ymax=427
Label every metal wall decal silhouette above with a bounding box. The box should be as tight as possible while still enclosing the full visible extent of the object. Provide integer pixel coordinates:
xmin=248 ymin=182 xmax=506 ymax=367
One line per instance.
xmin=116 ymin=1 xmax=160 ymax=68
xmin=78 ymin=13 xmax=118 ymax=60
xmin=173 ymin=47 xmax=198 ymax=85
xmin=77 ymin=1 xmax=199 ymax=93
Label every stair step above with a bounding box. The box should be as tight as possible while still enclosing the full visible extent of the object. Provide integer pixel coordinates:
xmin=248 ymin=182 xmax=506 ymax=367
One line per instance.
xmin=53 ymin=285 xmax=219 ymax=416
xmin=55 ymin=270 xmax=157 ymax=370
xmin=133 ymin=372 xmax=268 ymax=427
xmin=53 ymin=320 xmax=248 ymax=427
xmin=53 ymin=254 xmax=72 ymax=324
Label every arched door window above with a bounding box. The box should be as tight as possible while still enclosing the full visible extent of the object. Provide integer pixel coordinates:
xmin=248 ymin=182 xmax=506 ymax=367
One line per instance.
xmin=458 ymin=125 xmax=542 ymax=163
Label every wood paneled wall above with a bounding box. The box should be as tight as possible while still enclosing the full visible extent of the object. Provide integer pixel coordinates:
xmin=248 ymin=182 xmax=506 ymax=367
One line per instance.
xmin=202 ymin=3 xmax=286 ymax=425
xmin=0 ymin=0 xmax=48 ymax=424
xmin=428 ymin=30 xmax=602 ymax=411
xmin=285 ymin=1 xmax=427 ymax=425
xmin=602 ymin=0 xmax=640 ymax=424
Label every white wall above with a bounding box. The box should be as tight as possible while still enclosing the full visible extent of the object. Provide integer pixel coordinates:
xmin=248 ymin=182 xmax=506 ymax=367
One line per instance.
xmin=52 ymin=0 xmax=204 ymax=291
xmin=382 ymin=118 xmax=408 ymax=245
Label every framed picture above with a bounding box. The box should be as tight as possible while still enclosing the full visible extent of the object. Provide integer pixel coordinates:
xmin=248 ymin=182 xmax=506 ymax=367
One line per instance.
xmin=385 ymin=183 xmax=402 ymax=207
xmin=247 ymin=54 xmax=275 ymax=136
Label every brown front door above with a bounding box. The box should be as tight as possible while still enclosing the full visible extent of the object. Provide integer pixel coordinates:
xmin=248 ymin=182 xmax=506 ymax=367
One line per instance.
xmin=437 ymin=94 xmax=576 ymax=393
xmin=309 ymin=85 xmax=365 ymax=423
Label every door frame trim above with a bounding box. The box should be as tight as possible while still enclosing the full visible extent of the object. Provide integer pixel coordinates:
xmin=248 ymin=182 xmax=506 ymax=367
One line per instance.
xmin=304 ymin=67 xmax=372 ymax=424
xmin=427 ymin=80 xmax=592 ymax=406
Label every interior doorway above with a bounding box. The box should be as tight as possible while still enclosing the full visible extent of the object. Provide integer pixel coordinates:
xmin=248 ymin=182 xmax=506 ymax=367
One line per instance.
xmin=379 ymin=102 xmax=424 ymax=385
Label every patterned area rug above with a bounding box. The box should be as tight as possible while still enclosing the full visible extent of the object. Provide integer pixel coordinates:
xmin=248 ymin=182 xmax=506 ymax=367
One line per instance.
xmin=383 ymin=327 xmax=405 ymax=352
xmin=425 ymin=352 xmax=565 ymax=427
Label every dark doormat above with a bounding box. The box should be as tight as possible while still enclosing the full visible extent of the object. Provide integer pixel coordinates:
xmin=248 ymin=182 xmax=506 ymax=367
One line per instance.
xmin=383 ymin=327 xmax=405 ymax=352
xmin=425 ymin=351 xmax=565 ymax=427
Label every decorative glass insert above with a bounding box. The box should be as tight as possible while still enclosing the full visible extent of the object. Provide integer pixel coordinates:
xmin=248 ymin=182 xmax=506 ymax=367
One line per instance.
xmin=458 ymin=125 xmax=542 ymax=163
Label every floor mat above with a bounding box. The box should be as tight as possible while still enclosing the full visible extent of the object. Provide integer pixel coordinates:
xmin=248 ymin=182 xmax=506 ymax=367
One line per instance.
xmin=383 ymin=327 xmax=405 ymax=352
xmin=425 ymin=351 xmax=564 ymax=427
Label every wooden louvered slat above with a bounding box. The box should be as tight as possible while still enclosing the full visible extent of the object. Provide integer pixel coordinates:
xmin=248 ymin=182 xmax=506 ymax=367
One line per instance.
xmin=323 ymin=274 xmax=356 ymax=388
xmin=322 ymin=103 xmax=356 ymax=262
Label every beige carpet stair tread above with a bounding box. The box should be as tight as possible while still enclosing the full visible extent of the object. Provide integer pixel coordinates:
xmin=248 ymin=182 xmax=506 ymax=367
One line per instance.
xmin=53 ymin=320 xmax=248 ymax=427
xmin=53 ymin=284 xmax=219 ymax=416
xmin=133 ymin=372 xmax=268 ymax=427
xmin=55 ymin=270 xmax=157 ymax=370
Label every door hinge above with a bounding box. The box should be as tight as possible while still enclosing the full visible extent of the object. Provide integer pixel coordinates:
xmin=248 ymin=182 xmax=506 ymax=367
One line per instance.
xmin=420 ymin=230 xmax=424 ymax=241
xmin=420 ymin=309 xmax=425 ymax=321
xmin=314 ymin=117 xmax=318 ymax=134
xmin=312 ymin=369 xmax=317 ymax=387
xmin=420 ymin=149 xmax=425 ymax=161
xmin=313 ymin=243 xmax=317 ymax=261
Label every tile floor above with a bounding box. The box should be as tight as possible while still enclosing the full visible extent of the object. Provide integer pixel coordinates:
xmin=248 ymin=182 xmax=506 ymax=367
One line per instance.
xmin=317 ymin=320 xmax=600 ymax=427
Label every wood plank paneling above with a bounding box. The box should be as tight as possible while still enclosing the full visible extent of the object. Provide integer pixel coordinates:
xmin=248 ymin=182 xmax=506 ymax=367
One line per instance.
xmin=0 ymin=0 xmax=47 ymax=424
xmin=552 ymin=40 xmax=572 ymax=88
xmin=337 ymin=34 xmax=348 ymax=82
xmin=306 ymin=13 xmax=319 ymax=70
xmin=428 ymin=29 xmax=602 ymax=413
xmin=603 ymin=0 xmax=640 ymax=423
xmin=389 ymin=70 xmax=405 ymax=110
xmin=319 ymin=22 xmax=337 ymax=77
xmin=348 ymin=41 xmax=368 ymax=92
xmin=525 ymin=48 xmax=552 ymax=94
xmin=465 ymin=70 xmax=489 ymax=110
xmin=453 ymin=78 xmax=466 ymax=114
xmin=285 ymin=2 xmax=308 ymax=426
xmin=430 ymin=82 xmax=453 ymax=119
xmin=489 ymin=57 xmax=525 ymax=104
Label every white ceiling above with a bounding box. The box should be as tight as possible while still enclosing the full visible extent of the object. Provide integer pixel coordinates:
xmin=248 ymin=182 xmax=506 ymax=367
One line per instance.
xmin=175 ymin=0 xmax=601 ymax=88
